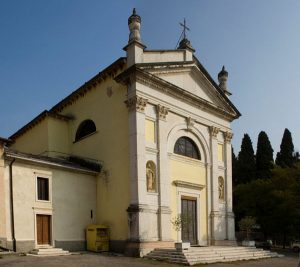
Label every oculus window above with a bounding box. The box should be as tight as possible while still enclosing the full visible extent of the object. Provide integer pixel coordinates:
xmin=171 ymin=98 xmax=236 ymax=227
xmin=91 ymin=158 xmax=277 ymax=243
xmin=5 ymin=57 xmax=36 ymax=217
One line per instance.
xmin=75 ymin=120 xmax=96 ymax=142
xmin=174 ymin=137 xmax=201 ymax=160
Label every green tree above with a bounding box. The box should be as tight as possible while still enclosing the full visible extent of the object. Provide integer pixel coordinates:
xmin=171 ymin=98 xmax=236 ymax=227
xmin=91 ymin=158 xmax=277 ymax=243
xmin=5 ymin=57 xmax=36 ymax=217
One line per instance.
xmin=232 ymin=147 xmax=238 ymax=186
xmin=256 ymin=131 xmax=274 ymax=179
xmin=234 ymin=163 xmax=300 ymax=246
xmin=276 ymin=128 xmax=295 ymax=167
xmin=236 ymin=134 xmax=256 ymax=184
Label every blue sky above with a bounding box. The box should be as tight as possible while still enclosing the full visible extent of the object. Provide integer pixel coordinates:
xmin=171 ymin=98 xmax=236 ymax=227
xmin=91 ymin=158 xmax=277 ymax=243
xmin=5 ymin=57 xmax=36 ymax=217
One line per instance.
xmin=0 ymin=0 xmax=299 ymax=155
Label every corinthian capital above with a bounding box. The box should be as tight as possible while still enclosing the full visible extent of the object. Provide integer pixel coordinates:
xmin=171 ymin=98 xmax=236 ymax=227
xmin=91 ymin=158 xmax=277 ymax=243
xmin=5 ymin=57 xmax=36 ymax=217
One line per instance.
xmin=224 ymin=131 xmax=234 ymax=143
xmin=125 ymin=95 xmax=148 ymax=113
xmin=210 ymin=126 xmax=220 ymax=138
xmin=156 ymin=105 xmax=169 ymax=120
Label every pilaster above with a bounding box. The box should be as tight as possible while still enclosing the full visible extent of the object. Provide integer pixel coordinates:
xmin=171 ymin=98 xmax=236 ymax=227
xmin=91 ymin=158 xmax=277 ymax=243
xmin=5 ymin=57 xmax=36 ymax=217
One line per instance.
xmin=223 ymin=131 xmax=235 ymax=240
xmin=126 ymin=95 xmax=148 ymax=241
xmin=209 ymin=126 xmax=220 ymax=242
xmin=156 ymin=105 xmax=172 ymax=241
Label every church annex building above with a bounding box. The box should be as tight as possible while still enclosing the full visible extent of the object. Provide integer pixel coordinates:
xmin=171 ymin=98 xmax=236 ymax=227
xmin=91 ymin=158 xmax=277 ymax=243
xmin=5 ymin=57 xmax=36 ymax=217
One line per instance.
xmin=0 ymin=9 xmax=240 ymax=256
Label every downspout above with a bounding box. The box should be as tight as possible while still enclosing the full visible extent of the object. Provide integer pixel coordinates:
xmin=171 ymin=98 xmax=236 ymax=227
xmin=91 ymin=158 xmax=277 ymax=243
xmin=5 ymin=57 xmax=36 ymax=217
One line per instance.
xmin=9 ymin=158 xmax=16 ymax=252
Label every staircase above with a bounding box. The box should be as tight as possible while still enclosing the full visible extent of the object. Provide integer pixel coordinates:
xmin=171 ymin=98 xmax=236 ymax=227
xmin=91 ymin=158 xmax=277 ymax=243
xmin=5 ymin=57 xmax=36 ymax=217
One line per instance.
xmin=28 ymin=247 xmax=70 ymax=257
xmin=145 ymin=246 xmax=284 ymax=265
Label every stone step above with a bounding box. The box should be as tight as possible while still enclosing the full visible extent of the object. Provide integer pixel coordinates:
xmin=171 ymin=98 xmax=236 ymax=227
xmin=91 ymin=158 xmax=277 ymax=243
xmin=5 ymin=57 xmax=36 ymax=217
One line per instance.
xmin=146 ymin=246 xmax=283 ymax=266
xmin=28 ymin=247 xmax=70 ymax=257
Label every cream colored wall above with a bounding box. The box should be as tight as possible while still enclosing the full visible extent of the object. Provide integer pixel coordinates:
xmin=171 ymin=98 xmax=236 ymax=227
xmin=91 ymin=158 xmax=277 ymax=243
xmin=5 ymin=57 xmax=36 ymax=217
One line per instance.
xmin=11 ymin=119 xmax=49 ymax=155
xmin=60 ymin=77 xmax=130 ymax=241
xmin=7 ymin=161 xmax=96 ymax=244
xmin=170 ymin=158 xmax=207 ymax=242
xmin=52 ymin=169 xmax=96 ymax=241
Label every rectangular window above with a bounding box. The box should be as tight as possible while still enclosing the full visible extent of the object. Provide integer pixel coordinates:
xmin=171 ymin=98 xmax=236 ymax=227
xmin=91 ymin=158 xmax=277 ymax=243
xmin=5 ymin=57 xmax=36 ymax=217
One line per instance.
xmin=218 ymin=144 xmax=224 ymax=162
xmin=37 ymin=177 xmax=49 ymax=201
xmin=145 ymin=119 xmax=155 ymax=143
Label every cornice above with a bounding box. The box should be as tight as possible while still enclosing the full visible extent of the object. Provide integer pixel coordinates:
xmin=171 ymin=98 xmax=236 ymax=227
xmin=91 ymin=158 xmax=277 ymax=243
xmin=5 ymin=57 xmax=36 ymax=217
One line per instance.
xmin=173 ymin=180 xmax=205 ymax=191
xmin=116 ymin=66 xmax=239 ymax=121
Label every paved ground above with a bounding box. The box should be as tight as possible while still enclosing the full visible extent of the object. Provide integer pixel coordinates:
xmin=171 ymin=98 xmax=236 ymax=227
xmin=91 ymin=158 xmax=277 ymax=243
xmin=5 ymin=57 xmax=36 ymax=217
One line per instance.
xmin=0 ymin=250 xmax=299 ymax=267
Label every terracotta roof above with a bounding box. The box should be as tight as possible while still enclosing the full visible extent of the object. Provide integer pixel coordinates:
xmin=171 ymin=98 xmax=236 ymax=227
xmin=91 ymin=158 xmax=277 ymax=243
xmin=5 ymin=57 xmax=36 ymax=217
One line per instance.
xmin=4 ymin=148 xmax=101 ymax=174
xmin=0 ymin=137 xmax=12 ymax=144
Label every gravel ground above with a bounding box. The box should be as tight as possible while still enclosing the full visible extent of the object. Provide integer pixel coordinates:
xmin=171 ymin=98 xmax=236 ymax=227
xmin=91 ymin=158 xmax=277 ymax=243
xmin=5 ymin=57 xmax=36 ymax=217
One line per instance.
xmin=0 ymin=251 xmax=298 ymax=267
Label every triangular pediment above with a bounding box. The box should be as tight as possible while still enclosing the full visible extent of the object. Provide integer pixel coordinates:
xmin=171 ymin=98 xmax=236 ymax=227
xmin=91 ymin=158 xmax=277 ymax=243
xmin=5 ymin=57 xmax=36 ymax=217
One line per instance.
xmin=141 ymin=63 xmax=236 ymax=115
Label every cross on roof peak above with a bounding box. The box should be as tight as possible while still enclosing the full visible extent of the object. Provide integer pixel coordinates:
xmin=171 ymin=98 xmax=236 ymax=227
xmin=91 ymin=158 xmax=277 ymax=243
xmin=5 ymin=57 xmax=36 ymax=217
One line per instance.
xmin=179 ymin=18 xmax=190 ymax=40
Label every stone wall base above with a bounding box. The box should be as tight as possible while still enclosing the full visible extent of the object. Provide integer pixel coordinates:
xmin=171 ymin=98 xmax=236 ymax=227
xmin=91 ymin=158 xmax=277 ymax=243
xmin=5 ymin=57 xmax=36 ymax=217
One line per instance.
xmin=125 ymin=241 xmax=174 ymax=257
xmin=55 ymin=240 xmax=86 ymax=252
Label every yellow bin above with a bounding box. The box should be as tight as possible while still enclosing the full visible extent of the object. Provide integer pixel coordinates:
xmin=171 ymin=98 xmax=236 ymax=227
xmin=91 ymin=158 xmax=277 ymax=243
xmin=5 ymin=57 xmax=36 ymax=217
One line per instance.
xmin=86 ymin=224 xmax=109 ymax=252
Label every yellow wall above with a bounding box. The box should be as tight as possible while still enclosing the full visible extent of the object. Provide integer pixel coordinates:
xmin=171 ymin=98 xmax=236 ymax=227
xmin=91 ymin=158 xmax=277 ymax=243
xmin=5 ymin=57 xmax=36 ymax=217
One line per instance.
xmin=11 ymin=68 xmax=130 ymax=241
xmin=218 ymin=144 xmax=224 ymax=162
xmin=170 ymin=157 xmax=207 ymax=242
xmin=60 ymin=77 xmax=130 ymax=241
xmin=47 ymin=117 xmax=70 ymax=157
xmin=11 ymin=119 xmax=49 ymax=155
xmin=145 ymin=119 xmax=155 ymax=143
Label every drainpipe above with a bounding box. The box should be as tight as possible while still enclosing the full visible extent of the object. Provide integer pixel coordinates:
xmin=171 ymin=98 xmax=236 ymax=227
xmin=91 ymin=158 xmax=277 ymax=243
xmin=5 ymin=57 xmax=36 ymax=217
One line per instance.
xmin=9 ymin=158 xmax=16 ymax=252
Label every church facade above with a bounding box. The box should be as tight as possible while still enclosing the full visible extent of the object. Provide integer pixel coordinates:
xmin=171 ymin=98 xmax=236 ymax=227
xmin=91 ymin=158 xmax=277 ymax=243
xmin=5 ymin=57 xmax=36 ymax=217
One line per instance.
xmin=0 ymin=10 xmax=240 ymax=256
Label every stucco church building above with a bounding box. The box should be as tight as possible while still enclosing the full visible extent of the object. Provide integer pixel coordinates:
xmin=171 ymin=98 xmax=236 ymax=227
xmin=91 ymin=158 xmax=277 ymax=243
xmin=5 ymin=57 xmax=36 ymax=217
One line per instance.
xmin=0 ymin=9 xmax=240 ymax=256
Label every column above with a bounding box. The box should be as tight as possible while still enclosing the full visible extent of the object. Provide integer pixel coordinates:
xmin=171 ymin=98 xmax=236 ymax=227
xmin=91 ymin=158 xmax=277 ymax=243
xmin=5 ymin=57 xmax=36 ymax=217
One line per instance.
xmin=156 ymin=105 xmax=172 ymax=241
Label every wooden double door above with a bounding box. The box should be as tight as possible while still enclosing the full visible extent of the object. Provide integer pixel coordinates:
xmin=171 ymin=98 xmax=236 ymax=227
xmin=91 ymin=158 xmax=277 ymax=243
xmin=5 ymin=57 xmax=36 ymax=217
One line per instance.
xmin=181 ymin=197 xmax=197 ymax=245
xmin=36 ymin=215 xmax=51 ymax=245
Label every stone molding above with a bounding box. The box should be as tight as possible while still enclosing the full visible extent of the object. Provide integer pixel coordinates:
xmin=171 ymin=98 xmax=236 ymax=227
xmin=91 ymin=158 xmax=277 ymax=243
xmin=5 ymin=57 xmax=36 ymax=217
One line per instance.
xmin=224 ymin=131 xmax=233 ymax=143
xmin=173 ymin=180 xmax=205 ymax=191
xmin=127 ymin=204 xmax=158 ymax=214
xmin=158 ymin=206 xmax=172 ymax=214
xmin=210 ymin=126 xmax=220 ymax=138
xmin=125 ymin=96 xmax=148 ymax=113
xmin=156 ymin=105 xmax=168 ymax=120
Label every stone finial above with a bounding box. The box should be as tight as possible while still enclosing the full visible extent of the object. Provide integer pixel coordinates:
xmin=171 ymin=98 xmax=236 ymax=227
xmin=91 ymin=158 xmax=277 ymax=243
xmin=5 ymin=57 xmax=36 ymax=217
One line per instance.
xmin=218 ymin=66 xmax=231 ymax=96
xmin=128 ymin=8 xmax=142 ymax=44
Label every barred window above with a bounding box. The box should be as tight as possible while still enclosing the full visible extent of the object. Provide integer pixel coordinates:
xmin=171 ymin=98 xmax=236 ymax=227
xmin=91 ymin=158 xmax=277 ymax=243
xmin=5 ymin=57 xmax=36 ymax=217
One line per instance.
xmin=174 ymin=137 xmax=200 ymax=160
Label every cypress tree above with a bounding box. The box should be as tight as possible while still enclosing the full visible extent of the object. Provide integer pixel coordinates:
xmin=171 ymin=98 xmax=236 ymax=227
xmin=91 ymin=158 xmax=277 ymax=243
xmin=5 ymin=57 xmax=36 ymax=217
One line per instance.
xmin=232 ymin=147 xmax=238 ymax=186
xmin=256 ymin=131 xmax=274 ymax=179
xmin=276 ymin=128 xmax=295 ymax=168
xmin=237 ymin=134 xmax=256 ymax=184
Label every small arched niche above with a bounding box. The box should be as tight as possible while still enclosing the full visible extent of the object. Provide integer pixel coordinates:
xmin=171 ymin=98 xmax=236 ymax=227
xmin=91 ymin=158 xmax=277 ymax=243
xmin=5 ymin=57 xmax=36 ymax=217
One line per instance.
xmin=218 ymin=176 xmax=225 ymax=200
xmin=75 ymin=119 xmax=96 ymax=142
xmin=146 ymin=161 xmax=156 ymax=193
